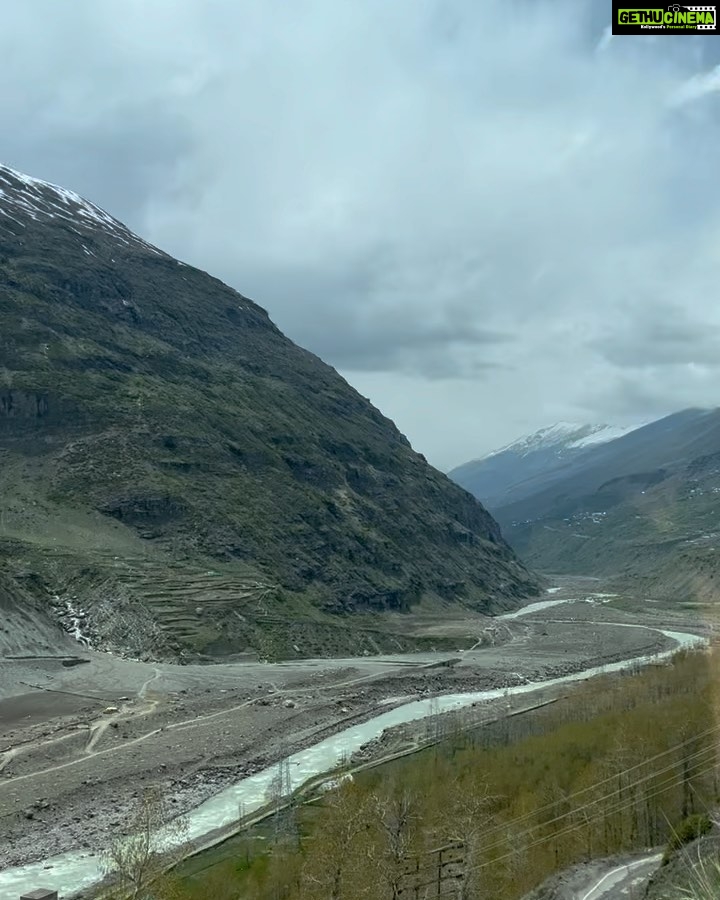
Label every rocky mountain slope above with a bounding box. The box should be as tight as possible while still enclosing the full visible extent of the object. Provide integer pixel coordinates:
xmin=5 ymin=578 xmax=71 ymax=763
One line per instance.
xmin=449 ymin=422 xmax=638 ymax=510
xmin=473 ymin=409 xmax=720 ymax=598
xmin=0 ymin=163 xmax=539 ymax=660
xmin=490 ymin=410 xmax=720 ymax=528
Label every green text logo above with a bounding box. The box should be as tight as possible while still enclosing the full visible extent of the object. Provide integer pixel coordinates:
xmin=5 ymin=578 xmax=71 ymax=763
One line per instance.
xmin=613 ymin=4 xmax=718 ymax=34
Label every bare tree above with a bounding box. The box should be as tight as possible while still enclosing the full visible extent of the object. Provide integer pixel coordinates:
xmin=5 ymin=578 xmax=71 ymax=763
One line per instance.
xmin=300 ymin=781 xmax=375 ymax=900
xmin=372 ymin=785 xmax=421 ymax=900
xmin=100 ymin=788 xmax=187 ymax=900
xmin=439 ymin=775 xmax=499 ymax=900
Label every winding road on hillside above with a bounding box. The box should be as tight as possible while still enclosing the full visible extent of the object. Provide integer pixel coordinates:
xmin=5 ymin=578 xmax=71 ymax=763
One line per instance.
xmin=578 ymin=853 xmax=664 ymax=900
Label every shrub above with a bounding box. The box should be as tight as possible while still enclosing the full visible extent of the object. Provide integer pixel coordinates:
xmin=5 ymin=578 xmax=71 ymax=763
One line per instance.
xmin=663 ymin=814 xmax=713 ymax=864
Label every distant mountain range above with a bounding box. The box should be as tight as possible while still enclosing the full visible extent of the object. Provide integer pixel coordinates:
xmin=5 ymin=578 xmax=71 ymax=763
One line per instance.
xmin=450 ymin=409 xmax=720 ymax=599
xmin=449 ymin=421 xmax=641 ymax=511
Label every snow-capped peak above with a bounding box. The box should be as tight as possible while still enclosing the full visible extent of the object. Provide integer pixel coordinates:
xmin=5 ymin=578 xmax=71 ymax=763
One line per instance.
xmin=0 ymin=163 xmax=164 ymax=256
xmin=484 ymin=422 xmax=637 ymax=460
xmin=566 ymin=423 xmax=639 ymax=449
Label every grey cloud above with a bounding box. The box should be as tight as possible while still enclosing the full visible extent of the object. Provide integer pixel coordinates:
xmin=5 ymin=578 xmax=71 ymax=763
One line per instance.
xmin=325 ymin=337 xmax=507 ymax=378
xmin=578 ymin=366 xmax=719 ymax=423
xmin=2 ymin=0 xmax=720 ymax=465
xmin=589 ymin=304 xmax=720 ymax=368
xmin=312 ymin=317 xmax=509 ymax=376
xmin=4 ymin=114 xmax=193 ymax=228
xmin=225 ymin=256 xmax=510 ymax=377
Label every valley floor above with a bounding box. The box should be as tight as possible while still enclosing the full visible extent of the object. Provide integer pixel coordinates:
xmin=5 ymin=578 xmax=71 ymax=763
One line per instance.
xmin=0 ymin=576 xmax=711 ymax=885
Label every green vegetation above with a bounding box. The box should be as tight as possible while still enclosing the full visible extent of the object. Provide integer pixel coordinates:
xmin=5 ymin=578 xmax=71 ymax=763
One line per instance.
xmin=506 ymin=453 xmax=720 ymax=605
xmin=663 ymin=813 xmax=712 ymax=863
xmin=106 ymin=645 xmax=717 ymax=899
xmin=0 ymin=170 xmax=539 ymax=659
xmin=679 ymin=857 xmax=720 ymax=900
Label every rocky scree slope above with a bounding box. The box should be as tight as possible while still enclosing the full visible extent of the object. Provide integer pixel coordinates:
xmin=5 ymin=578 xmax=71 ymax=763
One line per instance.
xmin=0 ymin=164 xmax=539 ymax=660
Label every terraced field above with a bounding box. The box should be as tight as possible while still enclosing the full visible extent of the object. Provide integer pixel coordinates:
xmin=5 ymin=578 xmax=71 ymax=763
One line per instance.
xmin=0 ymin=448 xmax=526 ymax=662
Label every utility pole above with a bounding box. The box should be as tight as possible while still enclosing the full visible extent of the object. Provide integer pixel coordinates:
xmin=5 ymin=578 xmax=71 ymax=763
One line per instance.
xmin=397 ymin=842 xmax=465 ymax=899
xmin=269 ymin=753 xmax=296 ymax=846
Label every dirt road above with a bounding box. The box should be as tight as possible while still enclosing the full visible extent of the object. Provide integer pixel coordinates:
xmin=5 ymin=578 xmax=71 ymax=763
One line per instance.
xmin=579 ymin=854 xmax=663 ymax=899
xmin=0 ymin=585 xmax=703 ymax=879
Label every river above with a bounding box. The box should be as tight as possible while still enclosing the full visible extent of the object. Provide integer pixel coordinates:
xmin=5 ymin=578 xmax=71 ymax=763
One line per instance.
xmin=0 ymin=604 xmax=707 ymax=899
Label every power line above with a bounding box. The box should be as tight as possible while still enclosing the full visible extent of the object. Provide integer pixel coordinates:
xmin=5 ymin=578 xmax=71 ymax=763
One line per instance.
xmin=469 ymin=763 xmax=710 ymax=876
xmin=455 ymin=722 xmax=720 ymax=855
xmin=474 ymin=739 xmax=719 ymax=859
xmin=398 ymin=842 xmax=465 ymax=899
xmin=490 ymin=721 xmax=719 ymax=834
xmin=466 ymin=755 xmax=720 ymax=877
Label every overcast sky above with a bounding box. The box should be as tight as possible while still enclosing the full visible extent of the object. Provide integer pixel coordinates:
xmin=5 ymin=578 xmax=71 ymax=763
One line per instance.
xmin=2 ymin=1 xmax=720 ymax=470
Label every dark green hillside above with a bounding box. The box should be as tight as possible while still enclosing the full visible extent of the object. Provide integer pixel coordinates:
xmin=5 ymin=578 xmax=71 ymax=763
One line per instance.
xmin=0 ymin=164 xmax=539 ymax=659
xmin=507 ymin=449 xmax=720 ymax=602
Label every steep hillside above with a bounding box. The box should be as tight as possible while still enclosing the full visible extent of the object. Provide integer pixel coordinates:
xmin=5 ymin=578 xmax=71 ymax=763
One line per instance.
xmin=449 ymin=423 xmax=637 ymax=509
xmin=0 ymin=569 xmax=80 ymax=658
xmin=0 ymin=164 xmax=539 ymax=660
xmin=490 ymin=409 xmax=720 ymax=528
xmin=499 ymin=414 xmax=720 ymax=599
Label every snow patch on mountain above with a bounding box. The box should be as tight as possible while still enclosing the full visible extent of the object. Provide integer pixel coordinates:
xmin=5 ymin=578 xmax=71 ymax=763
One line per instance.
xmin=0 ymin=163 xmax=165 ymax=256
xmin=484 ymin=422 xmax=640 ymax=461
xmin=567 ymin=423 xmax=640 ymax=449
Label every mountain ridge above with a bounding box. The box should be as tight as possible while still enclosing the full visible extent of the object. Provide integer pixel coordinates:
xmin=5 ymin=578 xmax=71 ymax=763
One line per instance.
xmin=474 ymin=408 xmax=720 ymax=599
xmin=448 ymin=421 xmax=642 ymax=511
xmin=482 ymin=422 xmax=637 ymax=461
xmin=493 ymin=408 xmax=719 ymax=528
xmin=0 ymin=162 xmax=540 ymax=661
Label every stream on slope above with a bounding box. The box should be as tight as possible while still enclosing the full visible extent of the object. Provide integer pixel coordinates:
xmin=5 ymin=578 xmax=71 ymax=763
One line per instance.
xmin=0 ymin=603 xmax=707 ymax=899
